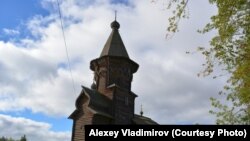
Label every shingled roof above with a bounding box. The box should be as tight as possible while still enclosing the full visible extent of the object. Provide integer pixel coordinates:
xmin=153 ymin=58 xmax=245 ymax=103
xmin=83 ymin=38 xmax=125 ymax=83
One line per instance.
xmin=69 ymin=85 xmax=158 ymax=124
xmin=69 ymin=86 xmax=113 ymax=119
xmin=100 ymin=20 xmax=129 ymax=58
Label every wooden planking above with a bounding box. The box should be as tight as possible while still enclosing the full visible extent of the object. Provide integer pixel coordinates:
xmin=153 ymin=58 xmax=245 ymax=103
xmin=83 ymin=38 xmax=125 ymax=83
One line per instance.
xmin=72 ymin=106 xmax=94 ymax=141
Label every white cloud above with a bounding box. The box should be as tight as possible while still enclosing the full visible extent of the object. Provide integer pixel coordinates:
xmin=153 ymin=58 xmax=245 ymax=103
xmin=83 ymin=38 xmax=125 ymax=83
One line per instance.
xmin=0 ymin=0 xmax=225 ymax=130
xmin=0 ymin=114 xmax=70 ymax=141
xmin=3 ymin=28 xmax=20 ymax=35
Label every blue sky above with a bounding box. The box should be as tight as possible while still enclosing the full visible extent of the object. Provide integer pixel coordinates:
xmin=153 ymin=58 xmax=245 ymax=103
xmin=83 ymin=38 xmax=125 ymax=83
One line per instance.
xmin=0 ymin=0 xmax=72 ymax=132
xmin=0 ymin=0 xmax=222 ymax=140
xmin=0 ymin=0 xmax=130 ymax=42
xmin=0 ymin=0 xmax=49 ymax=41
xmin=0 ymin=110 xmax=72 ymax=131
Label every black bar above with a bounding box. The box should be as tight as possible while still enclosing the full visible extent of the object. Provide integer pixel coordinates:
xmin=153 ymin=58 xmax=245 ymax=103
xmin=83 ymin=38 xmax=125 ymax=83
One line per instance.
xmin=85 ymin=125 xmax=250 ymax=141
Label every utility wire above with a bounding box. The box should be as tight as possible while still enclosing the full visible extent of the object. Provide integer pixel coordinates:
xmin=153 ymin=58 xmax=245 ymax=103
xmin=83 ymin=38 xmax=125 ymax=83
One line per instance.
xmin=56 ymin=0 xmax=76 ymax=95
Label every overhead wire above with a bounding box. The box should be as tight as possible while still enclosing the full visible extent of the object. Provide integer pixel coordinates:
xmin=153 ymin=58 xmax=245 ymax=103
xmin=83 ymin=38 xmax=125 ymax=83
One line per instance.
xmin=56 ymin=0 xmax=76 ymax=95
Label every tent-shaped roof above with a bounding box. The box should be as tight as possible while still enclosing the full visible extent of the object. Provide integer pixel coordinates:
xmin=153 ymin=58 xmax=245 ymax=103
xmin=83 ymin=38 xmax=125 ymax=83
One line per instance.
xmin=100 ymin=20 xmax=129 ymax=58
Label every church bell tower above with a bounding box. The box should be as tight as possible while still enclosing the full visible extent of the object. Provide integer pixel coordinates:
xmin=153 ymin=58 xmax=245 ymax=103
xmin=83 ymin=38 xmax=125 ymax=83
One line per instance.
xmin=90 ymin=20 xmax=139 ymax=123
xmin=69 ymin=19 xmax=157 ymax=141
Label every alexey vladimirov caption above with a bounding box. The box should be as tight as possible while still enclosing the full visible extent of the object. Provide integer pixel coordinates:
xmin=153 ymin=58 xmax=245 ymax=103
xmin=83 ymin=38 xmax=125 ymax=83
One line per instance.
xmin=89 ymin=128 xmax=247 ymax=138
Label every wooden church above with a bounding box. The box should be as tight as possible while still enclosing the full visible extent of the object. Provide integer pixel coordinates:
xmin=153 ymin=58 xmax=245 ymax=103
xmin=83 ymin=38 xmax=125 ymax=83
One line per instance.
xmin=69 ymin=20 xmax=157 ymax=141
